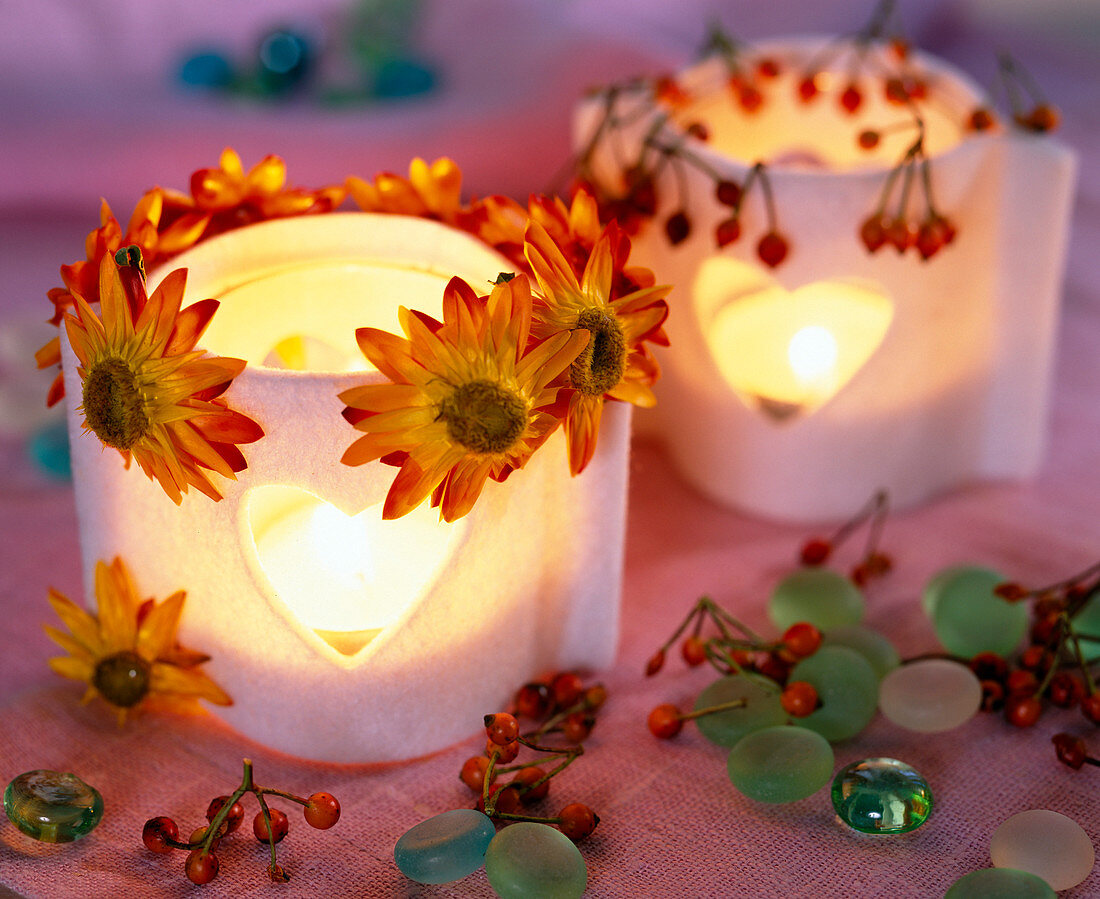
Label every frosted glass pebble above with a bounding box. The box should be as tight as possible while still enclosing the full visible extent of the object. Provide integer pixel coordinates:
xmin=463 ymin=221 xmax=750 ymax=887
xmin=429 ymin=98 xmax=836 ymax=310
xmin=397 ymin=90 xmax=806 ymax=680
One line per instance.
xmin=945 ymin=868 xmax=1057 ymax=898
xmin=485 ymin=823 xmax=586 ymax=899
xmin=822 ymin=625 xmax=900 ymax=680
xmin=394 ymin=809 xmax=495 ymax=884
xmin=990 ymin=810 xmax=1095 ymax=891
xmin=768 ymin=569 xmax=865 ymax=632
xmin=693 ymin=674 xmax=787 ymax=747
xmin=925 ymin=566 xmax=1026 ymax=657
xmin=878 ymin=659 xmax=982 ymax=733
xmin=789 ymin=646 xmax=879 ymax=742
xmin=726 ymin=725 xmax=834 ymax=804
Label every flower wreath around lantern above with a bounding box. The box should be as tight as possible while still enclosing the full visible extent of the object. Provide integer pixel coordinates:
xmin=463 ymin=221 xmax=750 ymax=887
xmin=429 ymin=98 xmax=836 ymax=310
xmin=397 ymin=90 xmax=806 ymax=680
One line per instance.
xmin=41 ymin=150 xmax=671 ymax=521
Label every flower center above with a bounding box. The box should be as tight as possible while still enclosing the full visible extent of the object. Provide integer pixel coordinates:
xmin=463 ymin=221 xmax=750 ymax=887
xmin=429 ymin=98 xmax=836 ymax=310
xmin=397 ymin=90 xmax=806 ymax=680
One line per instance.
xmin=440 ymin=379 xmax=528 ymax=455
xmin=571 ymin=308 xmax=626 ymax=397
xmin=92 ymin=650 xmax=151 ymax=708
xmin=82 ymin=357 xmax=150 ymax=450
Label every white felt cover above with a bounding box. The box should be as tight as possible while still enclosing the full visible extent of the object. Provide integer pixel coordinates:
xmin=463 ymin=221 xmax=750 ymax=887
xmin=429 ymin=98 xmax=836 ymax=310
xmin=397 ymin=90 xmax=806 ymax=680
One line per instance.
xmin=62 ymin=213 xmax=629 ymax=762
xmin=577 ymin=40 xmax=1076 ymax=521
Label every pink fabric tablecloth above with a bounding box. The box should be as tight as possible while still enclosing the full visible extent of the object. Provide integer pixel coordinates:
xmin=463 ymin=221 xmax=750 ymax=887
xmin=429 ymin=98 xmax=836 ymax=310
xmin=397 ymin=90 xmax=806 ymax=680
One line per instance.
xmin=2 ymin=10 xmax=1099 ymax=899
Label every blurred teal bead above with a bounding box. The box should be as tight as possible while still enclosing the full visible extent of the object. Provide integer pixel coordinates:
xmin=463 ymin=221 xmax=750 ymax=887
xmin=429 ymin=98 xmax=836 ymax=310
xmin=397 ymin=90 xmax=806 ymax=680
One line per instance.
xmin=178 ymin=50 xmax=234 ymax=89
xmin=830 ymin=758 xmax=932 ymax=834
xmin=944 ymin=868 xmax=1057 ymax=898
xmin=27 ymin=418 xmax=71 ymax=480
xmin=4 ymin=770 xmax=103 ymax=843
xmin=790 ymin=646 xmax=879 ymax=742
xmin=693 ymin=674 xmax=787 ymax=747
xmin=768 ymin=568 xmax=865 ymax=632
xmin=925 ymin=566 xmax=1026 ymax=657
xmin=726 ymin=725 xmax=834 ymax=803
xmin=485 ymin=823 xmax=586 ymax=899
xmin=821 ymin=625 xmax=899 ymax=680
xmin=373 ymin=57 xmax=437 ymax=99
xmin=394 ymin=809 xmax=495 ymax=884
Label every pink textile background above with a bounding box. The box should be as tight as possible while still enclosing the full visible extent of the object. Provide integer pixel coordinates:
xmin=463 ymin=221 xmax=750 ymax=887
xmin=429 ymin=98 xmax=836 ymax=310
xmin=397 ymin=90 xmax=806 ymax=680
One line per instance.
xmin=2 ymin=2 xmax=1099 ymax=897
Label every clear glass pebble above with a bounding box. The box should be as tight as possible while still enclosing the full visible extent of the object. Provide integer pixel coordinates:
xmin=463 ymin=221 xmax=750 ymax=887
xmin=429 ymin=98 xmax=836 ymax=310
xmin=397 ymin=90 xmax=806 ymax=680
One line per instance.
xmin=924 ymin=566 xmax=1026 ymax=657
xmin=830 ymin=758 xmax=932 ymax=834
xmin=394 ymin=809 xmax=495 ymax=884
xmin=484 ymin=822 xmax=587 ymax=899
xmin=990 ymin=809 xmax=1095 ymax=892
xmin=789 ymin=646 xmax=879 ymax=742
xmin=768 ymin=568 xmax=865 ymax=632
xmin=693 ymin=674 xmax=787 ymax=747
xmin=945 ymin=868 xmax=1057 ymax=898
xmin=726 ymin=725 xmax=834 ymax=804
xmin=878 ymin=658 xmax=982 ymax=733
xmin=4 ymin=770 xmax=103 ymax=843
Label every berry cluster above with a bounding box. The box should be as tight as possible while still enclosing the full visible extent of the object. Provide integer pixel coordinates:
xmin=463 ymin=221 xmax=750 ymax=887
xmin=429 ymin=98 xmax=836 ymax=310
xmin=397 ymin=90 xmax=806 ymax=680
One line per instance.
xmin=457 ymin=672 xmax=605 ymax=842
xmin=644 ymin=598 xmax=826 ymax=740
xmin=794 ymin=0 xmax=925 ymax=113
xmin=856 ymin=113 xmax=957 ymax=261
xmin=141 ymin=759 xmax=339 ymax=885
xmin=571 ymin=2 xmax=1061 ymax=269
xmin=974 ymin=563 xmax=1100 ymax=740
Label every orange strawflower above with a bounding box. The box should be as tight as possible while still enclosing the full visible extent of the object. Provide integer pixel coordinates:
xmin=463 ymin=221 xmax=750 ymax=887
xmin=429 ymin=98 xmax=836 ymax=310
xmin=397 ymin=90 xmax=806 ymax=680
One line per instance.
xmin=524 ymin=221 xmax=670 ymax=474
xmin=346 ymin=156 xmax=464 ymax=223
xmin=64 ymin=249 xmax=263 ymax=503
xmin=45 ymin=556 xmax=230 ymax=724
xmin=340 ymin=274 xmax=589 ymax=521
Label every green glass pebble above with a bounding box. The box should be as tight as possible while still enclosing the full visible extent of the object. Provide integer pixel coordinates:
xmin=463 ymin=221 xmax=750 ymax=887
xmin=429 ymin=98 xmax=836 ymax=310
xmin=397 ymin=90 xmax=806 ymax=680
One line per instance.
xmin=769 ymin=568 xmax=865 ymax=632
xmin=484 ymin=823 xmax=586 ymax=899
xmin=821 ymin=625 xmax=900 ymax=680
xmin=4 ymin=770 xmax=103 ymax=843
xmin=1072 ymin=595 xmax=1100 ymax=662
xmin=693 ymin=673 xmax=787 ymax=747
xmin=944 ymin=868 xmax=1057 ymax=898
xmin=727 ymin=725 xmax=834 ymax=803
xmin=925 ymin=566 xmax=1026 ymax=657
xmin=830 ymin=758 xmax=932 ymax=834
xmin=790 ymin=646 xmax=879 ymax=742
xmin=394 ymin=809 xmax=495 ymax=884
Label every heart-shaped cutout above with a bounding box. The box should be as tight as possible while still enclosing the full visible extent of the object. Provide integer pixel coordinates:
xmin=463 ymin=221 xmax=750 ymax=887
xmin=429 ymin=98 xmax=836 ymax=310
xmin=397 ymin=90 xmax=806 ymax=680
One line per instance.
xmin=243 ymin=485 xmax=465 ymax=660
xmin=695 ymin=258 xmax=893 ymax=420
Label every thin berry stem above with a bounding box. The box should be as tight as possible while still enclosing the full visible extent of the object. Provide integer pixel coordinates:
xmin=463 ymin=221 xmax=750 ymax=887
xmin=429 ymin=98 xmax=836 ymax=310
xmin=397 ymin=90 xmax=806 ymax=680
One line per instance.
xmin=679 ymin=698 xmax=749 ymax=722
xmin=254 ymin=791 xmax=281 ymax=877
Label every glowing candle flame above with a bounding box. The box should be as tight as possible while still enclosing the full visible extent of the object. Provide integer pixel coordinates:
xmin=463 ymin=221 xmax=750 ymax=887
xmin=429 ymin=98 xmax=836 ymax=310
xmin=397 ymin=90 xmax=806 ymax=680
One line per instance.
xmin=788 ymin=325 xmax=839 ymax=386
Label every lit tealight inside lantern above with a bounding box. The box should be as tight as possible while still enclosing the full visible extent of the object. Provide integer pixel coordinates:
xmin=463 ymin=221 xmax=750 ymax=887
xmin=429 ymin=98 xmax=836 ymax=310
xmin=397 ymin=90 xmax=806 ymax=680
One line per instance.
xmin=247 ymin=486 xmax=464 ymax=656
xmin=701 ymin=259 xmax=893 ymax=419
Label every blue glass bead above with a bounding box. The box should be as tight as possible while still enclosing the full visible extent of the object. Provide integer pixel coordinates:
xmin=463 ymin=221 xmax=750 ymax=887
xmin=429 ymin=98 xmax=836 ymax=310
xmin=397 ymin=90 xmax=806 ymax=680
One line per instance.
xmin=27 ymin=418 xmax=71 ymax=480
xmin=484 ymin=823 xmax=587 ymax=899
xmin=830 ymin=758 xmax=932 ymax=834
xmin=4 ymin=770 xmax=103 ymax=843
xmin=394 ymin=809 xmax=495 ymax=884
xmin=373 ymin=57 xmax=437 ymax=99
xmin=178 ymin=50 xmax=234 ymax=89
xmin=945 ymin=868 xmax=1057 ymax=898
xmin=768 ymin=568 xmax=865 ymax=632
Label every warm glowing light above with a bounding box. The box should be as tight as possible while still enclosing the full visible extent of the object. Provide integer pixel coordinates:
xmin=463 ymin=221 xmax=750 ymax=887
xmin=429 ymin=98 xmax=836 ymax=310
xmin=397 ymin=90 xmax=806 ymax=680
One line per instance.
xmin=788 ymin=325 xmax=838 ymax=386
xmin=697 ymin=259 xmax=893 ymax=420
xmin=249 ymin=486 xmax=464 ymax=654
